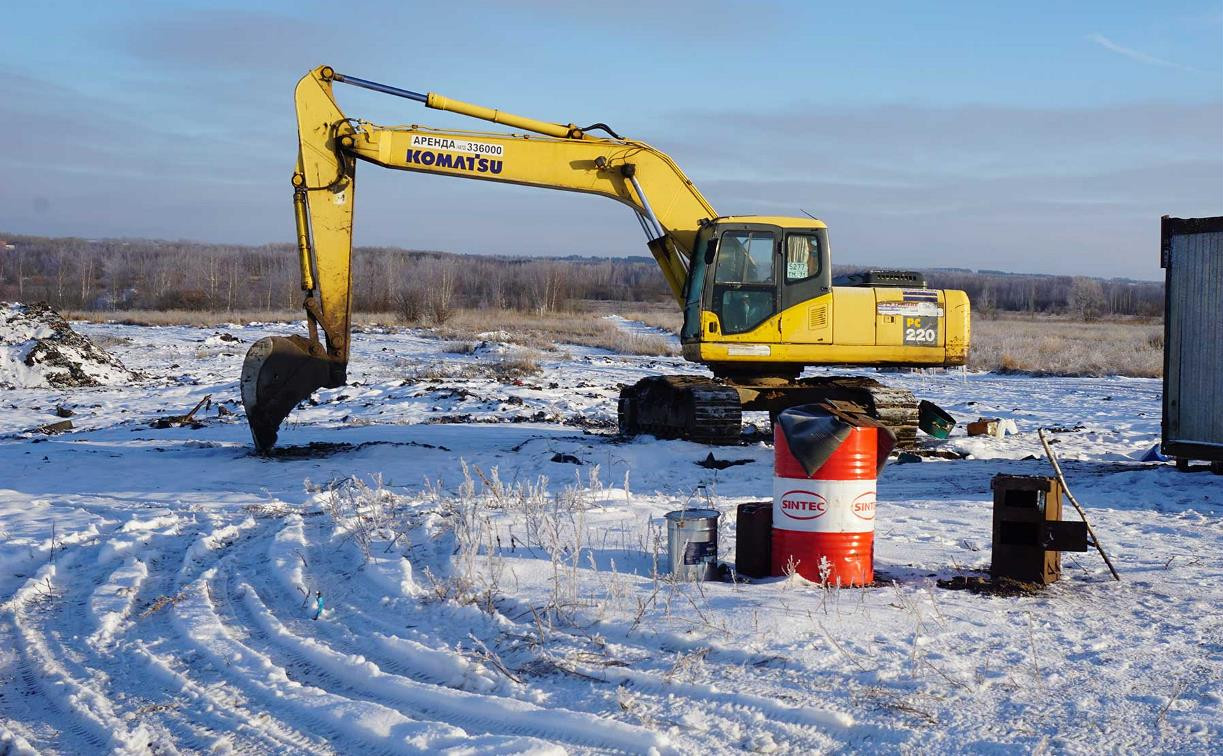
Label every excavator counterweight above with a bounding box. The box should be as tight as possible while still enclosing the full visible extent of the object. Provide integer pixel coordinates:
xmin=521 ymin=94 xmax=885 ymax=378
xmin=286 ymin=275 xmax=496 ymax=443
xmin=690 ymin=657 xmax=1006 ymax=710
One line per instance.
xmin=243 ymin=66 xmax=970 ymax=451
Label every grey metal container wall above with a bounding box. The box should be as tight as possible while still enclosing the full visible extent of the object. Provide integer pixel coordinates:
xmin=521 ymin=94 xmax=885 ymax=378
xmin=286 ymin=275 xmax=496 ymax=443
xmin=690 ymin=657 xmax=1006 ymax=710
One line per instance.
xmin=1161 ymin=215 xmax=1223 ymax=463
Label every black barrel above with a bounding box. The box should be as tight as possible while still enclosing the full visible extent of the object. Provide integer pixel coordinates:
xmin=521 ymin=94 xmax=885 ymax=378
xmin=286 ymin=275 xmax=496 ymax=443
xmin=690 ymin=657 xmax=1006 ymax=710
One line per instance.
xmin=735 ymin=502 xmax=773 ymax=578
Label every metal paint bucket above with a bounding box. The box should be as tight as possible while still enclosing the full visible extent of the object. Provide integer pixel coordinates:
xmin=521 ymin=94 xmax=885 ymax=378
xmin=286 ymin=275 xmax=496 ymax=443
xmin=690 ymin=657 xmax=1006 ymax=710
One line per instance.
xmin=665 ymin=509 xmax=720 ymax=581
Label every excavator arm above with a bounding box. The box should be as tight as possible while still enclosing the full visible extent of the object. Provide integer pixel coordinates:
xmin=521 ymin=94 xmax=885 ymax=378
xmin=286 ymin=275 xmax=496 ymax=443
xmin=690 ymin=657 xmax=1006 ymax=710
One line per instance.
xmin=242 ymin=66 xmax=718 ymax=450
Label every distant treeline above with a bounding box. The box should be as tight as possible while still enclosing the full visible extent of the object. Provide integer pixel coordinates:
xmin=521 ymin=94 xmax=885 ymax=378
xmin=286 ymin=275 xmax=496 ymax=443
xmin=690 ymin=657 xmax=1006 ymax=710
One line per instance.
xmin=0 ymin=233 xmax=1162 ymax=320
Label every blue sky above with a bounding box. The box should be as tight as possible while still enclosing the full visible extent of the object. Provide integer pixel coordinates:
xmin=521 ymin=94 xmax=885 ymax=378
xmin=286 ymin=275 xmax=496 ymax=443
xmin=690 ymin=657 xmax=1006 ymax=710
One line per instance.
xmin=1 ymin=1 xmax=1220 ymax=279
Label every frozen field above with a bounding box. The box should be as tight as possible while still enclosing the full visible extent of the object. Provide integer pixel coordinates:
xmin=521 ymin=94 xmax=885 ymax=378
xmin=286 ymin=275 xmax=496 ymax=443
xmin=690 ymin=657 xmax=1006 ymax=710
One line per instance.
xmin=1 ymin=318 xmax=1220 ymax=754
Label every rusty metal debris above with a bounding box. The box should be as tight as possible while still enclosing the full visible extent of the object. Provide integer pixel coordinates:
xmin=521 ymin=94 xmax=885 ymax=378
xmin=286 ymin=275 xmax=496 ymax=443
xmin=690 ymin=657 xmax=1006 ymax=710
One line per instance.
xmin=991 ymin=474 xmax=1087 ymax=586
xmin=150 ymin=394 xmax=212 ymax=429
xmin=29 ymin=419 xmax=74 ymax=435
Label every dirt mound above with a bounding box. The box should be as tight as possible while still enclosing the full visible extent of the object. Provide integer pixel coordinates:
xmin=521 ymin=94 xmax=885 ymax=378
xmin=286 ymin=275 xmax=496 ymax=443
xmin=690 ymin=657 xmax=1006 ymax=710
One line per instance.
xmin=0 ymin=301 xmax=138 ymax=388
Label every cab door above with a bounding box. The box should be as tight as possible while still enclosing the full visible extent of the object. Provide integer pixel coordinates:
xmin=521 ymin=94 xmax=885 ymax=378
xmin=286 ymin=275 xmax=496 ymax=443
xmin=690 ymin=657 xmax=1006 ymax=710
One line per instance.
xmin=778 ymin=228 xmax=834 ymax=344
xmin=705 ymin=228 xmax=779 ymax=338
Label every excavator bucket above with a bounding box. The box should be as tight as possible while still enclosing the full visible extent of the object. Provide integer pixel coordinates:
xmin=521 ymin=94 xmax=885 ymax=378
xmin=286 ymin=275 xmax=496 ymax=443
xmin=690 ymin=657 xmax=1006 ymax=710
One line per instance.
xmin=240 ymin=335 xmax=341 ymax=452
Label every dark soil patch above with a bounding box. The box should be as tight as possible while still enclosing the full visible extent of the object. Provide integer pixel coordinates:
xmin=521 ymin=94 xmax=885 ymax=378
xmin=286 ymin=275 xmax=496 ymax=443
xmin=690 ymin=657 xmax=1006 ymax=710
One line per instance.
xmin=256 ymin=439 xmax=451 ymax=459
xmin=935 ymin=575 xmax=1046 ymax=597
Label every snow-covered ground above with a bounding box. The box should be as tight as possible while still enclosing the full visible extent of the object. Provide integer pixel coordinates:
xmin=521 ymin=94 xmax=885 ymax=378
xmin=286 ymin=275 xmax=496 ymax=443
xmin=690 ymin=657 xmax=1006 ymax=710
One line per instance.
xmin=1 ymin=318 xmax=1220 ymax=754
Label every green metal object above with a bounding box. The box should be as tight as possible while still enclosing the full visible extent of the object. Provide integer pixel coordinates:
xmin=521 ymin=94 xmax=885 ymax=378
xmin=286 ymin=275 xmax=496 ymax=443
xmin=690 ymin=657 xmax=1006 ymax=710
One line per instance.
xmin=918 ymin=400 xmax=956 ymax=439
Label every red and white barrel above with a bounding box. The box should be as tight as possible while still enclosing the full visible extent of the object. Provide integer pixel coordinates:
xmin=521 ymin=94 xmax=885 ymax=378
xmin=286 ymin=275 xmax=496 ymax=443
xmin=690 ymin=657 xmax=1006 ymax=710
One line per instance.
xmin=771 ymin=425 xmax=877 ymax=586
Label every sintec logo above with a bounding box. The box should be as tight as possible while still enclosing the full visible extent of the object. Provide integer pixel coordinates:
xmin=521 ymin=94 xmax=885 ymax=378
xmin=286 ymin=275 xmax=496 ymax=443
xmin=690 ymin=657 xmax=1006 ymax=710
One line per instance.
xmin=851 ymin=491 xmax=877 ymax=520
xmin=780 ymin=490 xmax=827 ymax=520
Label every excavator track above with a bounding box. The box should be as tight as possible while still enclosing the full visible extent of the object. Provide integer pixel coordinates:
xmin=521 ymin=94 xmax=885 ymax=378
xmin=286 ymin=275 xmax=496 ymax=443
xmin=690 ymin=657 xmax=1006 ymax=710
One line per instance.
xmin=618 ymin=376 xmax=743 ymax=445
xmin=619 ymin=374 xmax=920 ymax=449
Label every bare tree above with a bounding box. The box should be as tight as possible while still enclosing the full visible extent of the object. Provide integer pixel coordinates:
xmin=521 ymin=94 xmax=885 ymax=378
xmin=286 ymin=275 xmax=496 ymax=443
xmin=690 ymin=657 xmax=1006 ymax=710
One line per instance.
xmin=1068 ymin=276 xmax=1107 ymax=322
xmin=426 ymin=259 xmax=458 ymax=324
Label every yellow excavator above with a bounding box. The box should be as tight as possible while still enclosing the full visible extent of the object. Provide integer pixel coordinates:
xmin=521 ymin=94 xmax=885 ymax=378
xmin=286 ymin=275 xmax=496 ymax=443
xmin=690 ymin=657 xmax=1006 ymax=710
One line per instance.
xmin=241 ymin=66 xmax=971 ymax=452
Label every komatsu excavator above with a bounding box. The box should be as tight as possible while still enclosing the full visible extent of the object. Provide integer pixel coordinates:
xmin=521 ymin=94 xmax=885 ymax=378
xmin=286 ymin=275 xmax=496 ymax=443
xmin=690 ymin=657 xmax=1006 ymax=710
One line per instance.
xmin=241 ymin=66 xmax=971 ymax=452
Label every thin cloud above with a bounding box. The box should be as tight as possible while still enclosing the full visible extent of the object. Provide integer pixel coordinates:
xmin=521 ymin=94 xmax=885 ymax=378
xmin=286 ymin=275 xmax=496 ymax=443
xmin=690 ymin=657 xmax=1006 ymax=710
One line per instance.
xmin=1088 ymin=33 xmax=1200 ymax=73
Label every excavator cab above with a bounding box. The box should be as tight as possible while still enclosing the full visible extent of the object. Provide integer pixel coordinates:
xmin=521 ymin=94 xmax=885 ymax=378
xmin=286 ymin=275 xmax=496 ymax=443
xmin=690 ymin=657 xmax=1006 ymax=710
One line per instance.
xmin=682 ymin=218 xmax=832 ymax=372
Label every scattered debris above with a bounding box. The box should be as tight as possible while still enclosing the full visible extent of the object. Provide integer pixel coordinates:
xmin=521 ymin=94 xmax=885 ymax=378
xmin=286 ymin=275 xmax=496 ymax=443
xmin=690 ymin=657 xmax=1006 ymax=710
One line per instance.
xmin=696 ymin=452 xmax=752 ymax=470
xmin=911 ymin=448 xmax=969 ymax=460
xmin=1139 ymin=444 xmax=1168 ymax=462
xmin=968 ymin=417 xmax=1019 ymax=438
xmin=967 ymin=418 xmax=998 ymax=437
xmin=151 ymin=394 xmax=212 ymax=429
xmin=1 ymin=301 xmax=139 ymax=388
xmin=258 ymin=439 xmax=451 ymax=459
xmin=991 ymin=474 xmax=1087 ymax=585
xmin=562 ymin=414 xmax=616 ymax=431
xmin=917 ymin=400 xmax=956 ymax=438
xmin=428 ymin=411 xmax=555 ymax=425
xmin=1045 ymin=424 xmax=1086 ymax=434
xmin=28 ymin=419 xmax=73 ymax=435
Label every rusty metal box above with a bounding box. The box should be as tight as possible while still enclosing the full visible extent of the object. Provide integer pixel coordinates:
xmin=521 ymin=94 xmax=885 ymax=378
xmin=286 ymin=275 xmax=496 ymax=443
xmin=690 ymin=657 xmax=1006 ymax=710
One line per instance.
xmin=991 ymin=475 xmax=1065 ymax=584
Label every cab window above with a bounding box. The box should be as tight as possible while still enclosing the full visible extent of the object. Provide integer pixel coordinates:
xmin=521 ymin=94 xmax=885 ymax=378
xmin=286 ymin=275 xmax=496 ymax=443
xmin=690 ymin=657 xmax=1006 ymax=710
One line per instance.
xmin=715 ymin=232 xmax=774 ymax=284
xmin=785 ymin=233 xmax=822 ymax=282
xmin=711 ymin=230 xmax=776 ymax=335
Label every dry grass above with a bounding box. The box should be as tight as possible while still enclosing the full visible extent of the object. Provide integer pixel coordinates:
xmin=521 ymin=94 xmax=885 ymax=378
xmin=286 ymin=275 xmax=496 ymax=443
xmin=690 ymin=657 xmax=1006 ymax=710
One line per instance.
xmin=66 ymin=306 xmax=680 ymax=357
xmin=64 ymin=309 xmax=402 ymax=328
xmin=405 ymin=349 xmax=543 ymax=383
xmin=65 ymin=306 xmax=1162 ymax=377
xmin=425 ymin=309 xmax=680 ymax=357
xmin=612 ymin=308 xmax=1164 ymax=377
xmin=969 ymin=316 xmax=1162 ymax=378
xmin=441 ymin=341 xmax=479 ymax=355
xmin=487 ymin=352 xmax=542 ymax=382
xmin=620 ymin=309 xmax=682 ymax=334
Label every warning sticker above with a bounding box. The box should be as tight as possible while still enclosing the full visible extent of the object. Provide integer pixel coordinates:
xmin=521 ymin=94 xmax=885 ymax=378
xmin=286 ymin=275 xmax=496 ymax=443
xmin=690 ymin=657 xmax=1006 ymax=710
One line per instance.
xmin=877 ymin=301 xmax=944 ymax=317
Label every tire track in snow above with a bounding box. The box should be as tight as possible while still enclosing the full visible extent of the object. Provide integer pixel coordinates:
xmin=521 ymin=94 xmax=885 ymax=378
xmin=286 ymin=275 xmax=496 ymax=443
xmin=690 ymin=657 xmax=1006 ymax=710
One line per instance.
xmin=1 ymin=510 xmax=338 ymax=754
xmin=265 ymin=517 xmax=501 ymax=693
xmin=111 ymin=515 xmax=319 ymax=754
xmin=5 ymin=560 xmax=155 ymax=754
xmin=87 ymin=555 xmax=149 ymax=649
xmin=5 ymin=516 xmax=218 ymax=753
xmin=228 ymin=569 xmax=666 ymax=753
xmin=130 ymin=641 xmax=332 ymax=754
xmin=231 ymin=522 xmax=657 ymax=751
xmin=174 ymin=565 xmax=479 ymax=754
xmin=269 ymin=509 xmax=849 ymax=752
